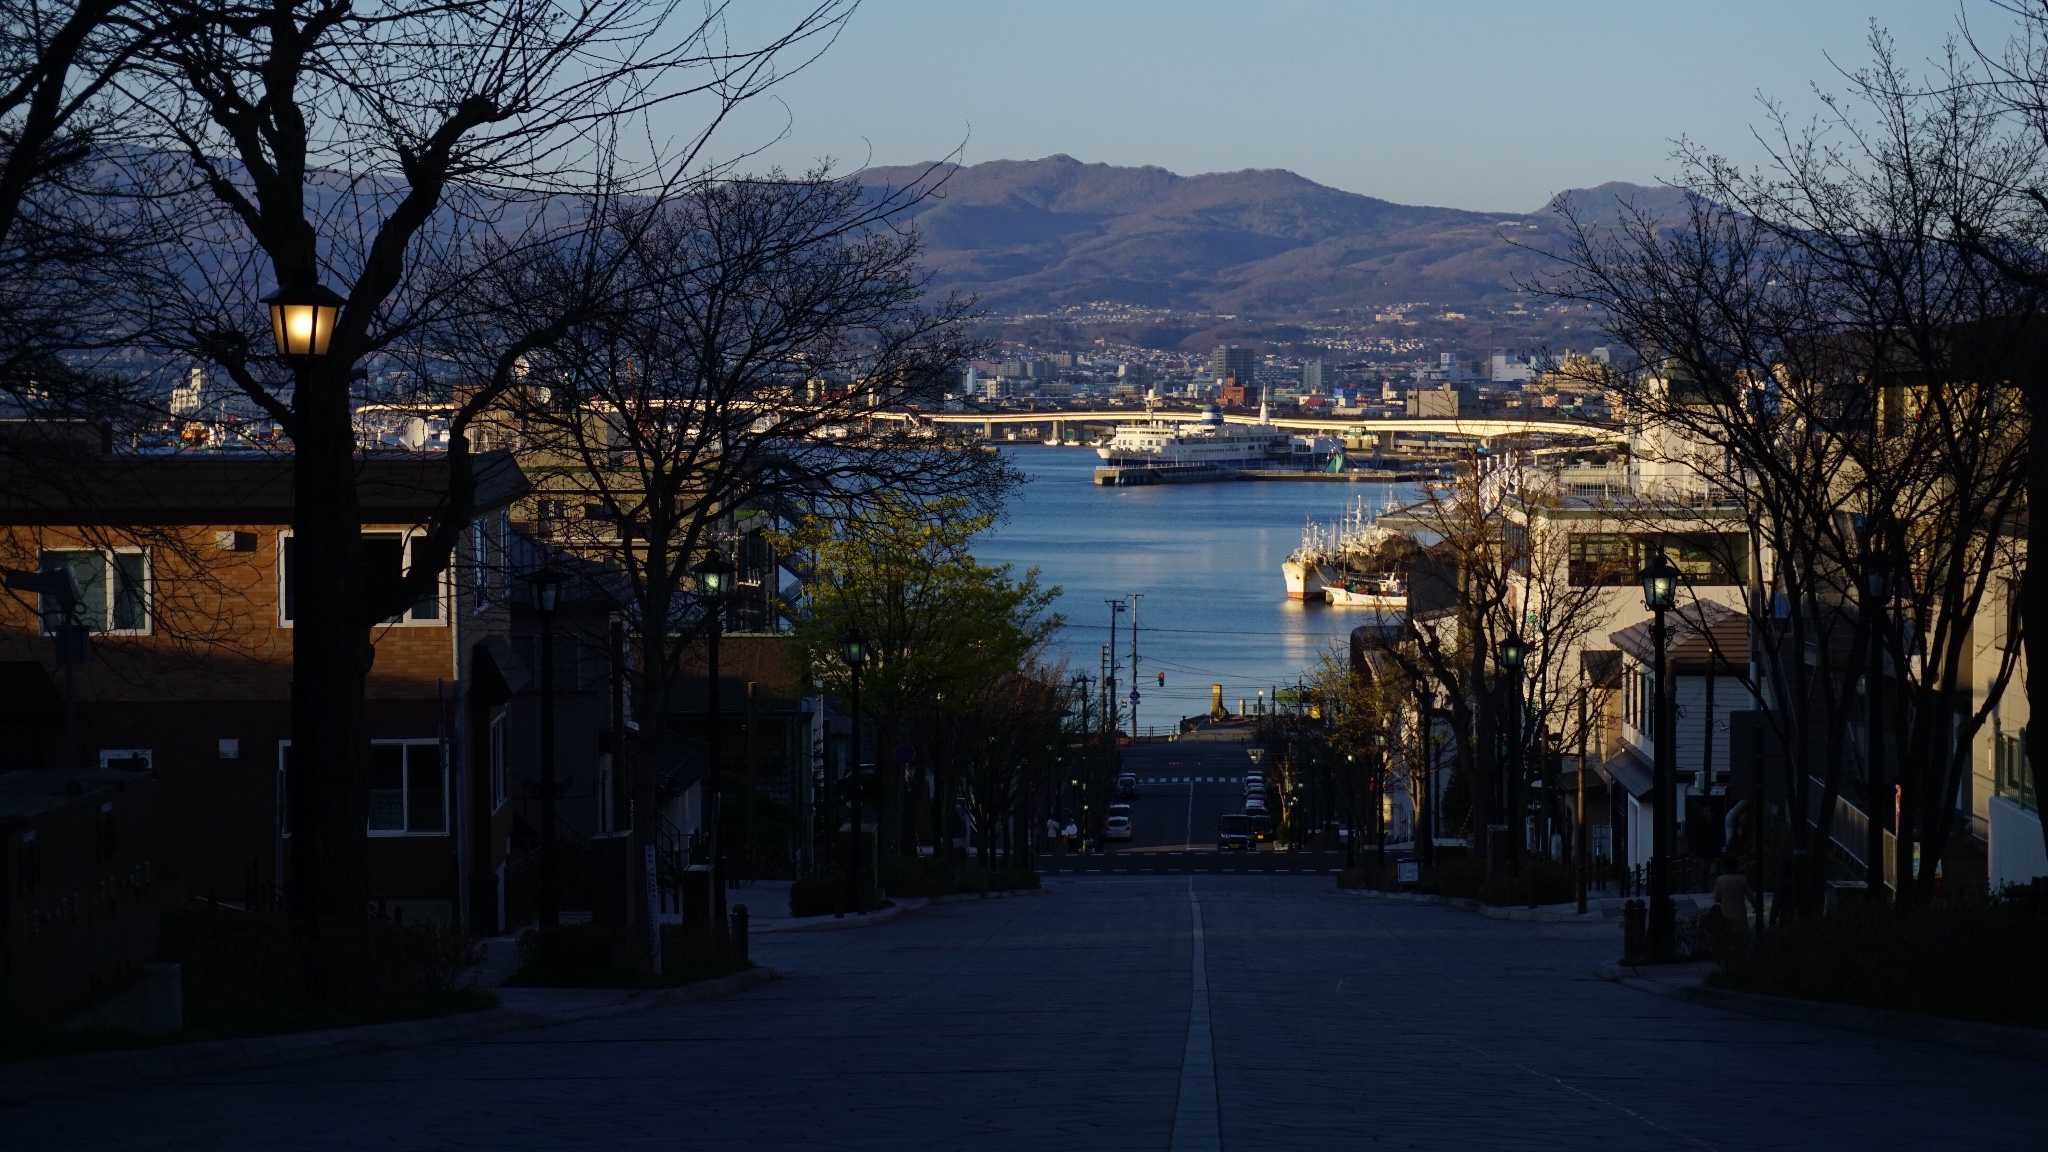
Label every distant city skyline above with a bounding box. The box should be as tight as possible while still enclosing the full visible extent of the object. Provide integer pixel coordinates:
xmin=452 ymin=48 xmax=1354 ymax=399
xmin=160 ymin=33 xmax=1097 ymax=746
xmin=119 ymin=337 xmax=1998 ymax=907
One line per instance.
xmin=712 ymin=1 xmax=1986 ymax=213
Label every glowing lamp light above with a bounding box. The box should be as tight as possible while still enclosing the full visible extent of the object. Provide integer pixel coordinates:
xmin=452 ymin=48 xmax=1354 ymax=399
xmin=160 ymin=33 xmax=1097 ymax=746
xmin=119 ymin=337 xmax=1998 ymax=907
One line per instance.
xmin=1640 ymin=551 xmax=1682 ymax=613
xmin=260 ymin=282 xmax=346 ymax=358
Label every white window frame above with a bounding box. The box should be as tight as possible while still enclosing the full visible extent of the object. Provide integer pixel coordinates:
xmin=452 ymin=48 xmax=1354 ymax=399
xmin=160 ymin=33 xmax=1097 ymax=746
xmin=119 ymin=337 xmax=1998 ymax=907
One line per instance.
xmin=367 ymin=738 xmax=450 ymax=837
xmin=277 ymin=529 xmax=449 ymax=628
xmin=278 ymin=738 xmax=448 ymax=838
xmin=37 ymin=547 xmax=151 ymax=636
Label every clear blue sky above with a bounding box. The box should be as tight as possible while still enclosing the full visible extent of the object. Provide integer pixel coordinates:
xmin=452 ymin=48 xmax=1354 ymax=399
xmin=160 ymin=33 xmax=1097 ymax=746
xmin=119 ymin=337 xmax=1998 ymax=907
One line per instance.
xmin=706 ymin=0 xmax=1994 ymax=212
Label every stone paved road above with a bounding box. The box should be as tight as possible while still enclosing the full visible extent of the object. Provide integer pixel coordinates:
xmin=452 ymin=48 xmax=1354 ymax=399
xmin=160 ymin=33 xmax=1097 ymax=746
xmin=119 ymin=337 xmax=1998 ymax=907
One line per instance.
xmin=11 ymin=877 xmax=2047 ymax=1150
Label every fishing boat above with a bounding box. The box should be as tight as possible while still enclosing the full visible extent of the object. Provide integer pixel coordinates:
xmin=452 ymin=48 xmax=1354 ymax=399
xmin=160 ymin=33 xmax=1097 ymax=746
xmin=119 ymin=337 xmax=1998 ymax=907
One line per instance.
xmin=1323 ymin=572 xmax=1407 ymax=609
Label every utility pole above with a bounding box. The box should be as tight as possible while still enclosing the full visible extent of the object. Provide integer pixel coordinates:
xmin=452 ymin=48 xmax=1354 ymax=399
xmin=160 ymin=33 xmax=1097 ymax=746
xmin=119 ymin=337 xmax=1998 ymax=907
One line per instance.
xmin=1127 ymin=592 xmax=1143 ymax=739
xmin=1103 ymin=599 xmax=1125 ymax=739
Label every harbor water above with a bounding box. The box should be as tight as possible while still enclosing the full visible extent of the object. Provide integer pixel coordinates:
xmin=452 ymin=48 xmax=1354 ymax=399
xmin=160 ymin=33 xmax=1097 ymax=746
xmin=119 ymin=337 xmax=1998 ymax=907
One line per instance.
xmin=975 ymin=446 xmax=1420 ymax=733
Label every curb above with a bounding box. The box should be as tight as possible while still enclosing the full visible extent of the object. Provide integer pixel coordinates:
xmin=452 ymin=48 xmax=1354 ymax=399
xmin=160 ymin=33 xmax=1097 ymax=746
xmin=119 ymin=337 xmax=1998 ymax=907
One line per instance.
xmin=1334 ymin=886 xmax=1702 ymax=923
xmin=1594 ymin=963 xmax=2048 ymax=1064
xmin=756 ymin=884 xmax=1051 ymax=934
xmin=0 ymin=966 xmax=777 ymax=1106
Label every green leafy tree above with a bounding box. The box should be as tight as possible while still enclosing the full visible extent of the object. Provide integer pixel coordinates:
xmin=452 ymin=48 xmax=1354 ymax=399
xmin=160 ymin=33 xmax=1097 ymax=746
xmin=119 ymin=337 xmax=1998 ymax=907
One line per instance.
xmin=787 ymin=494 xmax=1060 ymax=858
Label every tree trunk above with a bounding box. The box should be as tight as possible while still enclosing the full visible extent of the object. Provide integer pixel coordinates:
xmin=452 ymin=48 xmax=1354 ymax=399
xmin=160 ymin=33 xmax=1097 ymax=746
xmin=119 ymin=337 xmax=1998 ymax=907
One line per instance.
xmin=290 ymin=366 xmax=371 ymax=924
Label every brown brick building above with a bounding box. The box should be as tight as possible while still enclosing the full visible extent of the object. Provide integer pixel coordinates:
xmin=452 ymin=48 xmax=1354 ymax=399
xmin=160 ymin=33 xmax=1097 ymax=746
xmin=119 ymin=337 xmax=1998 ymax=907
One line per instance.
xmin=0 ymin=449 xmax=528 ymax=927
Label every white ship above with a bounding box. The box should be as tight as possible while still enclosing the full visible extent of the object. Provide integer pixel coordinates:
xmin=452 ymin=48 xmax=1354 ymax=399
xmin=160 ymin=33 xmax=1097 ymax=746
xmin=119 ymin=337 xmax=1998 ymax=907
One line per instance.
xmin=1282 ymin=494 xmax=1407 ymax=607
xmin=1283 ymin=516 xmax=1332 ymax=600
xmin=1282 ymin=554 xmax=1325 ymax=601
xmin=1324 ymin=572 xmax=1407 ymax=609
xmin=1096 ymin=403 xmax=1310 ymax=470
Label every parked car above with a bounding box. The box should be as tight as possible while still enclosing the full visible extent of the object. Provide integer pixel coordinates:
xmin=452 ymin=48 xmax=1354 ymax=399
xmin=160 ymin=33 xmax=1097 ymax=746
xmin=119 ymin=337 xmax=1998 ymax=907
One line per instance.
xmin=1243 ymin=777 xmax=1266 ymax=798
xmin=1217 ymin=814 xmax=1253 ymax=851
xmin=1243 ymin=796 xmax=1268 ymax=817
xmin=1114 ymin=772 xmax=1138 ymax=799
xmin=1105 ymin=813 xmax=1133 ymax=841
xmin=1252 ymin=814 xmax=1274 ymax=845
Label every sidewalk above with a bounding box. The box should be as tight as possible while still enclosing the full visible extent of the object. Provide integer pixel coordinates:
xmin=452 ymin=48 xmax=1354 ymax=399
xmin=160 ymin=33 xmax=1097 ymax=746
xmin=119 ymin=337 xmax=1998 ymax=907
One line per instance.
xmin=1336 ymin=886 xmax=1717 ymax=923
xmin=0 ymin=968 xmax=776 ymax=1106
xmin=1594 ymin=959 xmax=2048 ymax=1065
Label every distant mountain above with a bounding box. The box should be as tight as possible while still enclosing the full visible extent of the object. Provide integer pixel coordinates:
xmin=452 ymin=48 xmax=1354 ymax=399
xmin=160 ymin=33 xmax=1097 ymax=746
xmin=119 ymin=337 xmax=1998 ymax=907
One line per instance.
xmin=856 ymin=155 xmax=1682 ymax=325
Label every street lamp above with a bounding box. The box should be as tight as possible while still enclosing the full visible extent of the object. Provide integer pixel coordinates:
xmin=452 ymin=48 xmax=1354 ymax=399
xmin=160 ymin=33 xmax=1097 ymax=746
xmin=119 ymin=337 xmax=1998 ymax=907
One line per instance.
xmin=1639 ymin=549 xmax=1681 ymax=956
xmin=1372 ymin=732 xmax=1389 ymax=869
xmin=1863 ymin=549 xmax=1896 ymax=895
xmin=524 ymin=565 xmax=566 ymax=928
xmin=260 ymin=281 xmax=346 ymax=358
xmin=691 ymin=554 xmax=734 ymax=939
xmin=1499 ymin=633 xmax=1526 ymax=869
xmin=1344 ymin=752 xmax=1357 ymax=869
xmin=840 ymin=627 xmax=868 ymax=916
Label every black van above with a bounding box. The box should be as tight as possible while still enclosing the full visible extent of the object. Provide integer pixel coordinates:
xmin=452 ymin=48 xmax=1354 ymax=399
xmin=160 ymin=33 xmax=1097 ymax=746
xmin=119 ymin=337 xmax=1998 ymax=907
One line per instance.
xmin=1217 ymin=813 xmax=1253 ymax=851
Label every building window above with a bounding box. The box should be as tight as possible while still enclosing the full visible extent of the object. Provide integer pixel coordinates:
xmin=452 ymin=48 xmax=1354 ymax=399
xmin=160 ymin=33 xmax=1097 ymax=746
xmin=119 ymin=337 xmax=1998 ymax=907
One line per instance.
xmin=39 ymin=549 xmax=148 ymax=633
xmin=280 ymin=532 xmax=444 ymax=626
xmin=1568 ymin=533 xmax=1748 ymax=587
xmin=472 ymin=521 xmax=491 ymax=611
xmin=369 ymin=740 xmax=447 ymax=835
xmin=489 ymin=712 xmax=507 ymax=812
xmin=281 ymin=739 xmax=448 ymax=834
xmin=1995 ymin=727 xmax=2035 ymax=811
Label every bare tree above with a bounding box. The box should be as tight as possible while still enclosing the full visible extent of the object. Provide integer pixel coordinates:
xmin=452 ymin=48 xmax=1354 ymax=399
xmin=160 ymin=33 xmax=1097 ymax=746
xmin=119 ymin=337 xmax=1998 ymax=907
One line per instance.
xmin=104 ymin=0 xmax=856 ymax=921
xmin=1545 ymin=30 xmax=2035 ymax=904
xmin=512 ymin=174 xmax=1020 ymax=927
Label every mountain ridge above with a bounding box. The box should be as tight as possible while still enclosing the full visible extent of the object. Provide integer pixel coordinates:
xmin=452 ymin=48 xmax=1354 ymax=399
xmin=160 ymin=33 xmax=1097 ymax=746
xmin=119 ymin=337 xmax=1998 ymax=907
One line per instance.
xmin=855 ymin=155 xmax=1684 ymax=323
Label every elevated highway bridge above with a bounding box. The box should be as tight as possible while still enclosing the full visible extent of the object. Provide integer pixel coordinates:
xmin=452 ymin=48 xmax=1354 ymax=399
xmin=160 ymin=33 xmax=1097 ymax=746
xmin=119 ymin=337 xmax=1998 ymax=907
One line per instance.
xmin=890 ymin=408 xmax=1626 ymax=446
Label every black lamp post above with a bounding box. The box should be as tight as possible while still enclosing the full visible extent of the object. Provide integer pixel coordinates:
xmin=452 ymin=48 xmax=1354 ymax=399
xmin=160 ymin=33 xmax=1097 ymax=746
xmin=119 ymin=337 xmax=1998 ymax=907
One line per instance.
xmin=692 ymin=554 xmax=733 ymax=937
xmin=524 ymin=565 xmax=566 ymax=928
xmin=1499 ymin=633 xmax=1527 ymax=867
xmin=1640 ymin=550 xmax=1681 ymax=956
xmin=1373 ymin=732 xmax=1389 ymax=868
xmin=840 ymin=628 xmax=869 ymax=915
xmin=1344 ymin=752 xmax=1357 ymax=869
xmin=1862 ymin=549 xmax=1896 ymax=896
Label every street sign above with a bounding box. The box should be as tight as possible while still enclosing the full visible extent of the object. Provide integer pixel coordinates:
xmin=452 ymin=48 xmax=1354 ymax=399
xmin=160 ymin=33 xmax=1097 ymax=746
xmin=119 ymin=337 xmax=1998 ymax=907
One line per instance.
xmin=894 ymin=743 xmax=914 ymax=764
xmin=1397 ymin=859 xmax=1420 ymax=884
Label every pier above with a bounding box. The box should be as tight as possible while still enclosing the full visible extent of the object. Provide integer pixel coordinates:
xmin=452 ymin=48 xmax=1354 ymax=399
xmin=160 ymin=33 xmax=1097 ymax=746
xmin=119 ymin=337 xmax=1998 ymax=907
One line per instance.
xmin=1094 ymin=464 xmax=1449 ymax=486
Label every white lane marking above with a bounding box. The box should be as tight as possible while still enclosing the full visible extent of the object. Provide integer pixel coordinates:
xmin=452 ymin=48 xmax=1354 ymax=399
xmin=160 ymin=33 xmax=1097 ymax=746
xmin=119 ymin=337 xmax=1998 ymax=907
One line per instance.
xmin=1171 ymin=877 xmax=1220 ymax=1152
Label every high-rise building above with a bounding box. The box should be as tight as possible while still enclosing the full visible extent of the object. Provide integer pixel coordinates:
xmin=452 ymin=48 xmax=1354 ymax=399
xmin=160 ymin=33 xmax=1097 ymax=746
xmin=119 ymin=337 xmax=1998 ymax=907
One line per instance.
xmin=1301 ymin=358 xmax=1326 ymax=393
xmin=1209 ymin=344 xmax=1256 ymax=386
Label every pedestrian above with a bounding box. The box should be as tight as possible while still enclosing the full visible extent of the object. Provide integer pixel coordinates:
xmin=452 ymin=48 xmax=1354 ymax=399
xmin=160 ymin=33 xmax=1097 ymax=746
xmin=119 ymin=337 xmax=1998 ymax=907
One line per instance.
xmin=1712 ymin=855 xmax=1748 ymax=933
xmin=1063 ymin=819 xmax=1078 ymax=852
xmin=1046 ymin=817 xmax=1061 ymax=852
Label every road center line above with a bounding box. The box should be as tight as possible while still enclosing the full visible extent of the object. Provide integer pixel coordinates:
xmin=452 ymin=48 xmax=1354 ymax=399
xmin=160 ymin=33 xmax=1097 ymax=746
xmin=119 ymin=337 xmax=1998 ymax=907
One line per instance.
xmin=1171 ymin=876 xmax=1221 ymax=1152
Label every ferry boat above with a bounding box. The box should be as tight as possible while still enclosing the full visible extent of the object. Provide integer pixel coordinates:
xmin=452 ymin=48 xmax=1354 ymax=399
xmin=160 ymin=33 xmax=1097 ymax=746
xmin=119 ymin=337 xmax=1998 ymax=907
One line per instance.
xmin=1095 ymin=403 xmax=1307 ymax=470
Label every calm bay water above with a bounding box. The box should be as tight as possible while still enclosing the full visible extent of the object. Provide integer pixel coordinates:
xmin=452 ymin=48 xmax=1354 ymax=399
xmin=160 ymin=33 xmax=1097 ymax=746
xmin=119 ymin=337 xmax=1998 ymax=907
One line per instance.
xmin=975 ymin=446 xmax=1418 ymax=733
